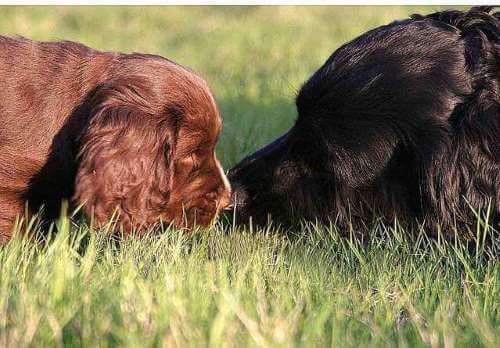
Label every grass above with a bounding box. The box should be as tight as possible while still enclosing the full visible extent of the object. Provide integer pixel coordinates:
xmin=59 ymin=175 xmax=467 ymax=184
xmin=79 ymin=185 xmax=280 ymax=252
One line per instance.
xmin=0 ymin=5 xmax=498 ymax=347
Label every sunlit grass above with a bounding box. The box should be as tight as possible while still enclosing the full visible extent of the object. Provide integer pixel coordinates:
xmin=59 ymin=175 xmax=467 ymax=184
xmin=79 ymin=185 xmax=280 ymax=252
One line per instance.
xmin=0 ymin=5 xmax=496 ymax=347
xmin=1 ymin=212 xmax=498 ymax=346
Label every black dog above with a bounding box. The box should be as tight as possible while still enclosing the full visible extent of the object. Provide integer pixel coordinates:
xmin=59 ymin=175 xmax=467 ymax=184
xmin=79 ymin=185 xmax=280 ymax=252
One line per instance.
xmin=229 ymin=7 xmax=499 ymax=238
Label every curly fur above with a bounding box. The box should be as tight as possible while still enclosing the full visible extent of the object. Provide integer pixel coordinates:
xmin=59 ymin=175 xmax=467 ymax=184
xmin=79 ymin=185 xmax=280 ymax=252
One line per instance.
xmin=0 ymin=37 xmax=230 ymax=242
xmin=229 ymin=7 xmax=499 ymax=238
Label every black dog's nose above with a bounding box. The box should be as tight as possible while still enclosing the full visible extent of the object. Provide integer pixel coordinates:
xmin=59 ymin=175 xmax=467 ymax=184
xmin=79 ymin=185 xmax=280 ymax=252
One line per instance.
xmin=227 ymin=182 xmax=248 ymax=210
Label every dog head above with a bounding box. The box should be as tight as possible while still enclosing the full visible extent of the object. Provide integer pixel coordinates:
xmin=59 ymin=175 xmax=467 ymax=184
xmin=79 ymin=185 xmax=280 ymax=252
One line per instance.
xmin=74 ymin=57 xmax=231 ymax=233
xmin=228 ymin=13 xmax=475 ymax=228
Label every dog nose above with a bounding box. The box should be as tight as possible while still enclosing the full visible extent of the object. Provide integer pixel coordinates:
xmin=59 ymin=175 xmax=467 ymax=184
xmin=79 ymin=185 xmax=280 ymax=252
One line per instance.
xmin=227 ymin=183 xmax=248 ymax=210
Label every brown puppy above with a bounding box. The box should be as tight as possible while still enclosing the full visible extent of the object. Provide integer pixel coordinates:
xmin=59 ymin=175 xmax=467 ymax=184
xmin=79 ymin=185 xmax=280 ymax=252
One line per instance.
xmin=0 ymin=36 xmax=231 ymax=242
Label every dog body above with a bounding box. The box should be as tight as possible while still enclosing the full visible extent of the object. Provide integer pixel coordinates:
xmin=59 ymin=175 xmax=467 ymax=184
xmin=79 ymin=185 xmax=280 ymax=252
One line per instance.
xmin=229 ymin=8 xmax=499 ymax=237
xmin=0 ymin=36 xmax=230 ymax=241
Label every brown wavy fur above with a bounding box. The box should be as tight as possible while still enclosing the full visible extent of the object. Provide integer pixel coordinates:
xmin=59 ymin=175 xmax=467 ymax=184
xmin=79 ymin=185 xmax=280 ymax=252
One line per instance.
xmin=0 ymin=37 xmax=230 ymax=242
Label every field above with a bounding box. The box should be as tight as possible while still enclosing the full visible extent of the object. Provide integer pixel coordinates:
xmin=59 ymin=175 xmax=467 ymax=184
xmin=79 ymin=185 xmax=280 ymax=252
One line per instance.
xmin=0 ymin=6 xmax=498 ymax=347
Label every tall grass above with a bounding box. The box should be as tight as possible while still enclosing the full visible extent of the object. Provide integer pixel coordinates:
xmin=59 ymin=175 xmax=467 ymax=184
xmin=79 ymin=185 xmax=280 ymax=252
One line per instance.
xmin=0 ymin=6 xmax=497 ymax=347
xmin=0 ymin=213 xmax=498 ymax=346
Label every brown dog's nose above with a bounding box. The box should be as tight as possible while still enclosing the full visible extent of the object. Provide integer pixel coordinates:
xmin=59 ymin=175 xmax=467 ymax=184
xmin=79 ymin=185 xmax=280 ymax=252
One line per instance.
xmin=216 ymin=187 xmax=231 ymax=211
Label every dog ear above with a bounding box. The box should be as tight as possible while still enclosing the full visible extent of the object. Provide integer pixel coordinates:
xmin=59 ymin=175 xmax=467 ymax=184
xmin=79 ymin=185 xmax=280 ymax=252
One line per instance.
xmin=294 ymin=25 xmax=469 ymax=189
xmin=74 ymin=82 xmax=177 ymax=231
xmin=295 ymin=64 xmax=455 ymax=189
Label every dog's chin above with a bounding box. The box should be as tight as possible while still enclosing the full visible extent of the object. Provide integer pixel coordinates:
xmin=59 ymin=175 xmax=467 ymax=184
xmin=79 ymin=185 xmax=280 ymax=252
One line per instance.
xmin=170 ymin=208 xmax=218 ymax=230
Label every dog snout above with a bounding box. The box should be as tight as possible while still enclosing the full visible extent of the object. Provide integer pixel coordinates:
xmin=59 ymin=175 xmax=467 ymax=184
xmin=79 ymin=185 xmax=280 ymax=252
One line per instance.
xmin=228 ymin=182 xmax=248 ymax=210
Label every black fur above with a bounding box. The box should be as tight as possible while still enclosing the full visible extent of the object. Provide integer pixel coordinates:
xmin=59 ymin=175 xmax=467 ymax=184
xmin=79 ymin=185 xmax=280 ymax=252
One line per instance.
xmin=228 ymin=7 xmax=499 ymax=238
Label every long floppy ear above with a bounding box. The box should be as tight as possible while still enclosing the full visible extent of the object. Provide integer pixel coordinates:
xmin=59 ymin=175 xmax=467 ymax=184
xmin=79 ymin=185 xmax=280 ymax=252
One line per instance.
xmin=295 ymin=88 xmax=454 ymax=190
xmin=295 ymin=108 xmax=401 ymax=189
xmin=74 ymin=82 xmax=176 ymax=231
xmin=294 ymin=31 xmax=467 ymax=188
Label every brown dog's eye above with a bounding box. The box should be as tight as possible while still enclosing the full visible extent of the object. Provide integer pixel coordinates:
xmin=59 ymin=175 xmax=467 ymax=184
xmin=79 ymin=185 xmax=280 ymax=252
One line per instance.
xmin=163 ymin=143 xmax=171 ymax=159
xmin=190 ymin=153 xmax=201 ymax=173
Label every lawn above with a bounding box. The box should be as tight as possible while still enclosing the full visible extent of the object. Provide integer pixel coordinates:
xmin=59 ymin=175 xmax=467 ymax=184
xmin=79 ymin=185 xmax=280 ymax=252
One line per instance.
xmin=0 ymin=6 xmax=498 ymax=347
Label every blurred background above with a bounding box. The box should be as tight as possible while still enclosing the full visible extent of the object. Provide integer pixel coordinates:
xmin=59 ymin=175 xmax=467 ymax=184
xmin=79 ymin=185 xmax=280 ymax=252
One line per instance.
xmin=0 ymin=6 xmax=461 ymax=168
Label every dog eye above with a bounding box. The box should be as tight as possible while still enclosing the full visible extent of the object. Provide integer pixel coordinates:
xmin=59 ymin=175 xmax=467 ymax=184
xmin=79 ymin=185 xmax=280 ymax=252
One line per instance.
xmin=190 ymin=153 xmax=200 ymax=172
xmin=163 ymin=143 xmax=171 ymax=158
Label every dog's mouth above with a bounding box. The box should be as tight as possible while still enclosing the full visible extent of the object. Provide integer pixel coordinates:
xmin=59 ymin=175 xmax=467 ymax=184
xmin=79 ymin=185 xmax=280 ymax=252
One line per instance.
xmin=180 ymin=196 xmax=223 ymax=228
xmin=228 ymin=186 xmax=248 ymax=210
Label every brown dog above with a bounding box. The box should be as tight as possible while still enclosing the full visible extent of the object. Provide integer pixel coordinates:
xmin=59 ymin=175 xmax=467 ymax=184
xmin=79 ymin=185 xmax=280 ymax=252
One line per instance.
xmin=0 ymin=36 xmax=231 ymax=242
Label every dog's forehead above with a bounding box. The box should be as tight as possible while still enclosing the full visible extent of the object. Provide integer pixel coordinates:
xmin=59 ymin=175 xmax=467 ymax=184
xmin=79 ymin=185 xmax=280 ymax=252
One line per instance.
xmin=189 ymin=110 xmax=221 ymax=141
xmin=186 ymin=86 xmax=222 ymax=138
xmin=175 ymin=108 xmax=221 ymax=152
